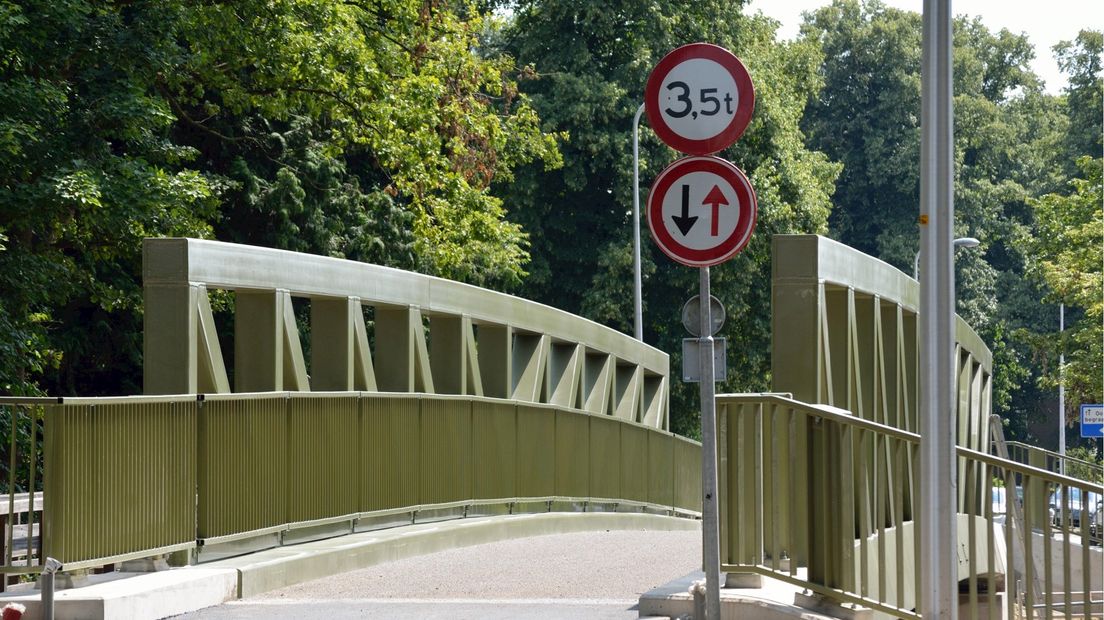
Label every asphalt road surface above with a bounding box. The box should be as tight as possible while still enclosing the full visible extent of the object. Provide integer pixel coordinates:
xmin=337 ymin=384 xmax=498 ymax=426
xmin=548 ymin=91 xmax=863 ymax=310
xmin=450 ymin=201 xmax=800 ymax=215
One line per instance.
xmin=180 ymin=528 xmax=701 ymax=619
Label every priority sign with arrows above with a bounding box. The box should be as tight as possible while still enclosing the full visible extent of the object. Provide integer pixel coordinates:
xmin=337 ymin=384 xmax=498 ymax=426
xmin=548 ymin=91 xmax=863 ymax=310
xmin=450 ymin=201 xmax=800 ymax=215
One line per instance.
xmin=647 ymin=156 xmax=757 ymax=268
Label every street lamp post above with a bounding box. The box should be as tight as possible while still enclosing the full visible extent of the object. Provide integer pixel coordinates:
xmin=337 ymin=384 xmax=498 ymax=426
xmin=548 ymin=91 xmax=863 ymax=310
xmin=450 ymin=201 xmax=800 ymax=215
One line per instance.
xmin=913 ymin=236 xmax=980 ymax=280
xmin=919 ymin=1 xmax=957 ymax=614
xmin=1059 ymin=303 xmax=1065 ymax=474
xmin=632 ymin=103 xmax=645 ymax=342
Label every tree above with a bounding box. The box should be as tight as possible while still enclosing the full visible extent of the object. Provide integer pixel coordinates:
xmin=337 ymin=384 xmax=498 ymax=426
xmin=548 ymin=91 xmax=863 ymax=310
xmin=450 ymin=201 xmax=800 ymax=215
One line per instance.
xmin=0 ymin=1 xmax=217 ymax=395
xmin=0 ymin=0 xmax=561 ymax=396
xmin=498 ymin=0 xmax=840 ymax=436
xmin=1054 ymin=31 xmax=1103 ymax=167
xmin=1029 ymin=157 xmax=1103 ymax=424
xmin=167 ymin=0 xmax=560 ymax=288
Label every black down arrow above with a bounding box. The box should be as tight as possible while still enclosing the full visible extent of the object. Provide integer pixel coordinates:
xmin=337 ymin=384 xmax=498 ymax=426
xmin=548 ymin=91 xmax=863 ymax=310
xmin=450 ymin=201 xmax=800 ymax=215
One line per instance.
xmin=671 ymin=184 xmax=698 ymax=236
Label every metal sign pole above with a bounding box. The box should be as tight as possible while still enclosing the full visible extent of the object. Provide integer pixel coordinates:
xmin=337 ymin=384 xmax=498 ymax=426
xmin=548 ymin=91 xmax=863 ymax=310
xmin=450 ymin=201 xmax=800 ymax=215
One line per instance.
xmin=698 ymin=265 xmax=721 ymax=619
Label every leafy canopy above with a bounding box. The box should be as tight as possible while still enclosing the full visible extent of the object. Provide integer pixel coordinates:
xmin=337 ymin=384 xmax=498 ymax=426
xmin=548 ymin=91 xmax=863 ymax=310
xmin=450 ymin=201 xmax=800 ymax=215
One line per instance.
xmin=0 ymin=0 xmax=560 ymax=396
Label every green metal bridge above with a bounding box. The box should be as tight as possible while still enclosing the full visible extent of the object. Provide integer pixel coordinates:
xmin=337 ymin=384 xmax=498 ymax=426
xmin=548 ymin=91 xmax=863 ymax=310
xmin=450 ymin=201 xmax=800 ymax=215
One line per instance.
xmin=2 ymin=235 xmax=1101 ymax=618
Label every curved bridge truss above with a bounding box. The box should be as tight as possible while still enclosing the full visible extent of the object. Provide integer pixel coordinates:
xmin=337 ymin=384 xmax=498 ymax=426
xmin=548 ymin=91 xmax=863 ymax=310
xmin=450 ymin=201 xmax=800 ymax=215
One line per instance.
xmin=142 ymin=238 xmax=670 ymax=429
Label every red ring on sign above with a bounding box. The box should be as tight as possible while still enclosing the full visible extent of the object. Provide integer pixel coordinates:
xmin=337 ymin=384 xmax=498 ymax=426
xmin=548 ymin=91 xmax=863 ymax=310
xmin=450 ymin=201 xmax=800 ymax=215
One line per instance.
xmin=646 ymin=156 xmax=757 ymax=268
xmin=644 ymin=43 xmax=755 ymax=155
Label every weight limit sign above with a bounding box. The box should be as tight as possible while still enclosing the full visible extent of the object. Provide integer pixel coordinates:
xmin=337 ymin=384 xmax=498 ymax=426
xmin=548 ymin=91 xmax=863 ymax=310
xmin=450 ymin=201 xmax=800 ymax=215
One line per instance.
xmin=647 ymin=156 xmax=757 ymax=268
xmin=644 ymin=43 xmax=755 ymax=155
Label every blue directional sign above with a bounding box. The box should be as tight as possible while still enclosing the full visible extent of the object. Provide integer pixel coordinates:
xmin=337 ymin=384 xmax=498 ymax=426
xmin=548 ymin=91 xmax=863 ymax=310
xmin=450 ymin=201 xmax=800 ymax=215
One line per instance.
xmin=1081 ymin=404 xmax=1103 ymax=438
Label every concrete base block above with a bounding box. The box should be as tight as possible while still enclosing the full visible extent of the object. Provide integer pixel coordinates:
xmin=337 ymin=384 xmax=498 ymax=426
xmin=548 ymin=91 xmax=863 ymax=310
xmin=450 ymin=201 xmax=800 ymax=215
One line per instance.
xmin=724 ymin=572 xmax=763 ymax=588
xmin=117 ymin=556 xmax=170 ymax=573
xmin=640 ymin=570 xmax=839 ymax=620
xmin=36 ymin=570 xmax=89 ymax=591
xmin=794 ymin=592 xmax=873 ymax=620
xmin=466 ymin=503 xmax=511 ymax=518
xmin=764 ymin=556 xmax=791 ymax=572
xmin=167 ymin=548 xmax=195 ymax=567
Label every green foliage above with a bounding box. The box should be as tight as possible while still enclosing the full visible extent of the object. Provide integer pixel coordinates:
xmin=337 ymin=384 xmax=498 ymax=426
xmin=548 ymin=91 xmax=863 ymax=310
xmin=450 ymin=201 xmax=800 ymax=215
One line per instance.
xmin=0 ymin=0 xmax=216 ymax=396
xmin=0 ymin=405 xmax=43 ymax=492
xmin=166 ymin=0 xmax=560 ymax=288
xmin=1029 ymin=157 xmax=1104 ymax=422
xmin=0 ymin=0 xmax=560 ymax=396
xmin=1064 ymin=446 xmax=1103 ymax=484
xmin=1054 ymin=31 xmax=1103 ymax=169
xmin=498 ymin=0 xmax=839 ymax=436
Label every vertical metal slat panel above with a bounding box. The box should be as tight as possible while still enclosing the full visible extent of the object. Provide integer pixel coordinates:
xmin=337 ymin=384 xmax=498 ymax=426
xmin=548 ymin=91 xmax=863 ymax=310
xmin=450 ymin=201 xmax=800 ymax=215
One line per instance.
xmin=673 ymin=435 xmax=702 ymax=513
xmin=725 ymin=402 xmax=747 ymax=564
xmin=647 ymin=432 xmax=674 ymax=508
xmin=471 ymin=400 xmax=516 ymax=501
xmin=44 ymin=400 xmax=195 ymax=564
xmin=588 ymin=415 xmax=621 ymax=500
xmin=361 ymin=395 xmax=420 ymax=511
xmin=554 ymin=410 xmax=590 ymax=498
xmin=419 ymin=398 xmax=472 ymax=505
xmin=515 ymin=404 xmax=555 ymax=498
xmin=198 ymin=395 xmax=287 ymax=538
xmin=619 ymin=424 xmax=648 ymax=503
xmin=286 ymin=395 xmax=358 ymax=523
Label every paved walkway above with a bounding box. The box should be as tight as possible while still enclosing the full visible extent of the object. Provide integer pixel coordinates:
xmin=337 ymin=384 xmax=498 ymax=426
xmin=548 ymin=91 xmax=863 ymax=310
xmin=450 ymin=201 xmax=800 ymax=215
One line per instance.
xmin=178 ymin=529 xmax=701 ymax=619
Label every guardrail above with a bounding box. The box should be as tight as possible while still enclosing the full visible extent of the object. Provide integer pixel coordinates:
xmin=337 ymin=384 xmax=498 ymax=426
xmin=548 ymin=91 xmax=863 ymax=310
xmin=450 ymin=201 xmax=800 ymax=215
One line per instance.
xmin=0 ymin=398 xmax=53 ymax=590
xmin=718 ymin=393 xmax=1103 ymax=619
xmin=1004 ymin=441 xmax=1104 ymax=482
xmin=2 ymin=392 xmax=701 ymax=573
xmin=143 ymin=238 xmax=670 ymax=430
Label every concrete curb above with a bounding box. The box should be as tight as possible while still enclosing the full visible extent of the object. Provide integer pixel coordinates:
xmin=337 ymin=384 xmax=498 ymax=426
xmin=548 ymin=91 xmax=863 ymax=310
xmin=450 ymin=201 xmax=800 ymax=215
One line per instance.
xmin=1 ymin=512 xmax=698 ymax=620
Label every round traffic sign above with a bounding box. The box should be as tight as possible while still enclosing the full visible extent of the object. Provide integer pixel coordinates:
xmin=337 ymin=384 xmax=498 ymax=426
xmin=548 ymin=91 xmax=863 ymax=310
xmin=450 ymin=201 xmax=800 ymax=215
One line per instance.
xmin=681 ymin=294 xmax=726 ymax=337
xmin=646 ymin=156 xmax=757 ymax=268
xmin=644 ymin=43 xmax=755 ymax=155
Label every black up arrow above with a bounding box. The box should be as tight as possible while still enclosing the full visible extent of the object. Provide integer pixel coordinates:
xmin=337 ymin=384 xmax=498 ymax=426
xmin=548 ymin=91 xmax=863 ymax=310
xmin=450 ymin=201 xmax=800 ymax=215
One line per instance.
xmin=671 ymin=184 xmax=698 ymax=236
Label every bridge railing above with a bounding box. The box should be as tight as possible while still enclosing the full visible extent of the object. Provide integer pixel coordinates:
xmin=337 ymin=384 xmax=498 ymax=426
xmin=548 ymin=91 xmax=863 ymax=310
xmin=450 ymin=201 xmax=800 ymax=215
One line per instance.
xmin=0 ymin=398 xmax=49 ymax=589
xmin=769 ymin=234 xmax=994 ymax=573
xmin=3 ymin=392 xmax=701 ymax=572
xmin=1004 ymin=440 xmax=1104 ymax=483
xmin=143 ymin=238 xmax=670 ymax=430
xmin=719 ymin=393 xmax=1103 ymax=619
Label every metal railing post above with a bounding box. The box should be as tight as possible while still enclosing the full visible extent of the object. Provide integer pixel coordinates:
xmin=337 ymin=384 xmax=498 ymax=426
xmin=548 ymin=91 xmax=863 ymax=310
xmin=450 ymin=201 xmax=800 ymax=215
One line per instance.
xmin=40 ymin=557 xmax=60 ymax=620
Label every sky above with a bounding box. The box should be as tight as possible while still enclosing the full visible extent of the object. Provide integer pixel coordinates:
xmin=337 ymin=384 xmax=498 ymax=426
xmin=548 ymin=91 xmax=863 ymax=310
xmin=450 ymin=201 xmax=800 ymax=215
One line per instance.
xmin=745 ymin=0 xmax=1104 ymax=94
